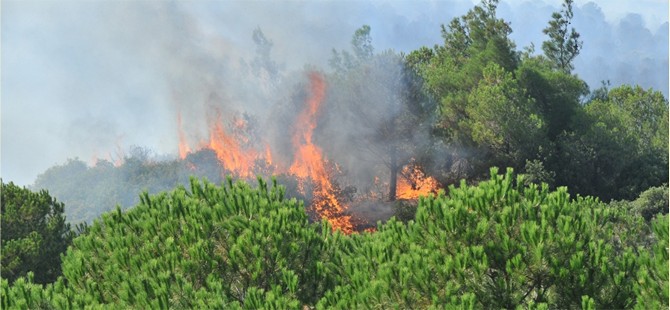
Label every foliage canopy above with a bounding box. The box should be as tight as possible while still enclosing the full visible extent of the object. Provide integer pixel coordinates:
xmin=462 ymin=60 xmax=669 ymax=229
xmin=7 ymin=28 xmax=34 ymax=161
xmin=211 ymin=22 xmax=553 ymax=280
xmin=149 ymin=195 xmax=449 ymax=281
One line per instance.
xmin=1 ymin=181 xmax=74 ymax=284
xmin=3 ymin=171 xmax=667 ymax=308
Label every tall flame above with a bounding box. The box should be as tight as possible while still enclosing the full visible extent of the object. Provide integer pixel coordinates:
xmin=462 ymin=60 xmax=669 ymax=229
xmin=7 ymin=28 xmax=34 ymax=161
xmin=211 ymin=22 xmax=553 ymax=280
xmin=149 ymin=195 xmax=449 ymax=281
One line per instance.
xmin=177 ymin=112 xmax=191 ymax=159
xmin=175 ymin=71 xmax=354 ymax=233
xmin=208 ymin=111 xmax=268 ymax=178
xmin=289 ymin=72 xmax=353 ymax=233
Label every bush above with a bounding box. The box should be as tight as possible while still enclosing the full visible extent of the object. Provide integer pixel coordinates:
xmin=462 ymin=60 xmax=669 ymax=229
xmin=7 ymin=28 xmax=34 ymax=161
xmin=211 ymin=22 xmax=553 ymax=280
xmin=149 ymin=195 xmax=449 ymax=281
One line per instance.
xmin=318 ymin=168 xmax=654 ymax=308
xmin=3 ymin=170 xmax=667 ymax=308
xmin=392 ymin=199 xmax=418 ymax=223
xmin=1 ymin=181 xmax=74 ymax=284
xmin=3 ymin=177 xmax=340 ymax=308
xmin=632 ymin=185 xmax=669 ymax=222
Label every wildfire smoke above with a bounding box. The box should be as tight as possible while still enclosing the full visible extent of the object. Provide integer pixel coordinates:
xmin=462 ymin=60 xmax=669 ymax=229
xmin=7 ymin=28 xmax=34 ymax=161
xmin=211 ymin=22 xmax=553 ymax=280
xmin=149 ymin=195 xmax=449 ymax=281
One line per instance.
xmin=176 ymin=71 xmax=354 ymax=233
xmin=288 ymin=72 xmax=353 ymax=233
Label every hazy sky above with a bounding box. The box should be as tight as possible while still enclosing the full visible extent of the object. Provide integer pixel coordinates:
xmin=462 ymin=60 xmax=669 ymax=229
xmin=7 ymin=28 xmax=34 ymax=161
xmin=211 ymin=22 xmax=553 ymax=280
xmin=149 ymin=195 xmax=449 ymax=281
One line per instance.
xmin=2 ymin=0 xmax=668 ymax=186
xmin=503 ymin=0 xmax=668 ymax=28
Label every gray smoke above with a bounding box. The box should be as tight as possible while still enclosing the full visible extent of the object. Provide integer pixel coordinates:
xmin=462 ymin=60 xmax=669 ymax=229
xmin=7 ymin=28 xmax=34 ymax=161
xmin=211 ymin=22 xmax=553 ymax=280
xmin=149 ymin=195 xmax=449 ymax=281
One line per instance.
xmin=2 ymin=0 xmax=667 ymax=186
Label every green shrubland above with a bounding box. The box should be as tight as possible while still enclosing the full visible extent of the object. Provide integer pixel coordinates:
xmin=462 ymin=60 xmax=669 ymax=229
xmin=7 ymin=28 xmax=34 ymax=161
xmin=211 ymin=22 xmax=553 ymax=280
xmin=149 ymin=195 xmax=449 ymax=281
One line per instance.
xmin=3 ymin=169 xmax=667 ymax=308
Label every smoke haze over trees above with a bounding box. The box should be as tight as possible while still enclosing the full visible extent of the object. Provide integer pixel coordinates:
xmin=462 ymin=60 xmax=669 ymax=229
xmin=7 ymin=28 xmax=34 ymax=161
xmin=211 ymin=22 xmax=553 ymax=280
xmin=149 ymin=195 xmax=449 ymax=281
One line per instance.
xmin=2 ymin=0 xmax=668 ymax=186
xmin=2 ymin=0 xmax=668 ymax=307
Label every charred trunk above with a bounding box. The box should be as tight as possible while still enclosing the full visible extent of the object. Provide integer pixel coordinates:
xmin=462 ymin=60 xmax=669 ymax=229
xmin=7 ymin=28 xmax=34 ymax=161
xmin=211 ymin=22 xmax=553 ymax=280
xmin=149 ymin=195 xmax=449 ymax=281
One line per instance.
xmin=388 ymin=147 xmax=398 ymax=201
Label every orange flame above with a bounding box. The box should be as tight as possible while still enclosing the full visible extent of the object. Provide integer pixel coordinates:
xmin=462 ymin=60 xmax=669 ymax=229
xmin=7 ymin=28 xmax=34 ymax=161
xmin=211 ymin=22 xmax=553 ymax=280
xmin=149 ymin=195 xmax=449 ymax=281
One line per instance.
xmin=396 ymin=163 xmax=440 ymax=200
xmin=175 ymin=71 xmax=353 ymax=233
xmin=177 ymin=112 xmax=191 ymax=159
xmin=207 ymin=111 xmax=267 ymax=178
xmin=289 ymin=72 xmax=353 ymax=233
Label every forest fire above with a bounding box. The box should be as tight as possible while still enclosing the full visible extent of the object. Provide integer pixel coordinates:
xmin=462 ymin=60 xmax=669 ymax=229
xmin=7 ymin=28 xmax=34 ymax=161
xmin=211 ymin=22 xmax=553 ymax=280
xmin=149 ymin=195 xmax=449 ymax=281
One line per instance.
xmin=287 ymin=72 xmax=353 ymax=233
xmin=177 ymin=113 xmax=191 ymax=159
xmin=178 ymin=109 xmax=273 ymax=178
xmin=396 ymin=163 xmax=440 ymax=200
xmin=174 ymin=71 xmax=443 ymax=233
xmin=176 ymin=71 xmax=353 ymax=233
xmin=207 ymin=113 xmax=272 ymax=178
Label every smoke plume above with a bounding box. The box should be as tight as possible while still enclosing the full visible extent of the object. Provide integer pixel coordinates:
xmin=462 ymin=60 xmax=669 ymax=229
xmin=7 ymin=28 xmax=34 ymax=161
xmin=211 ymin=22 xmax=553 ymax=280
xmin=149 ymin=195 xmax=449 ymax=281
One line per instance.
xmin=2 ymin=0 xmax=667 ymax=187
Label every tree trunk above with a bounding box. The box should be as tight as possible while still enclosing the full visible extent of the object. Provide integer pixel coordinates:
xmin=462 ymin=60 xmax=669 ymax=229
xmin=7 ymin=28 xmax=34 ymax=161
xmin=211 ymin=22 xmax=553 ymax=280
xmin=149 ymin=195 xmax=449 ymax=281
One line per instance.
xmin=388 ymin=147 xmax=398 ymax=201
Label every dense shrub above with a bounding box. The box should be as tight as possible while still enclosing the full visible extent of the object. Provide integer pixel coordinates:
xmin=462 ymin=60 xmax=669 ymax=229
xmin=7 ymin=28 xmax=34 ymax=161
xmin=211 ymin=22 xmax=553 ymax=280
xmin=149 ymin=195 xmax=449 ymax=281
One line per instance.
xmin=2 ymin=170 xmax=667 ymax=308
xmin=318 ymin=168 xmax=666 ymax=308
xmin=1 ymin=181 xmax=74 ymax=284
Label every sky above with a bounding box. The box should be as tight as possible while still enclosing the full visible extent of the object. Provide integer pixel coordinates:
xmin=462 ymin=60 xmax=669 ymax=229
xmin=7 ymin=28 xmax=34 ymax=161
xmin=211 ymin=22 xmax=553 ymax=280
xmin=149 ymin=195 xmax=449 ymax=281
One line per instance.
xmin=2 ymin=0 xmax=668 ymax=186
xmin=500 ymin=0 xmax=668 ymax=28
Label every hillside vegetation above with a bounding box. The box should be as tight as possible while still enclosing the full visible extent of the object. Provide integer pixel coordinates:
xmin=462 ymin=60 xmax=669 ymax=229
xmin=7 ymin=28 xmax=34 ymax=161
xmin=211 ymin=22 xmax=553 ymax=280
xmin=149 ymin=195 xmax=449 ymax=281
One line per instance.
xmin=2 ymin=0 xmax=668 ymax=308
xmin=3 ymin=169 xmax=668 ymax=308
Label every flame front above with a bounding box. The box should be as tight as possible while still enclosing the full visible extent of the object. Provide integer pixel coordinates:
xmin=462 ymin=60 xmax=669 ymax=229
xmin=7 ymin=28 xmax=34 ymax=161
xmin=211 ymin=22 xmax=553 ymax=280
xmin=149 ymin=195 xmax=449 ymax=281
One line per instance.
xmin=396 ymin=163 xmax=440 ymax=200
xmin=174 ymin=71 xmax=353 ymax=233
xmin=177 ymin=112 xmax=191 ymax=159
xmin=289 ymin=72 xmax=353 ymax=233
xmin=208 ymin=113 xmax=267 ymax=178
